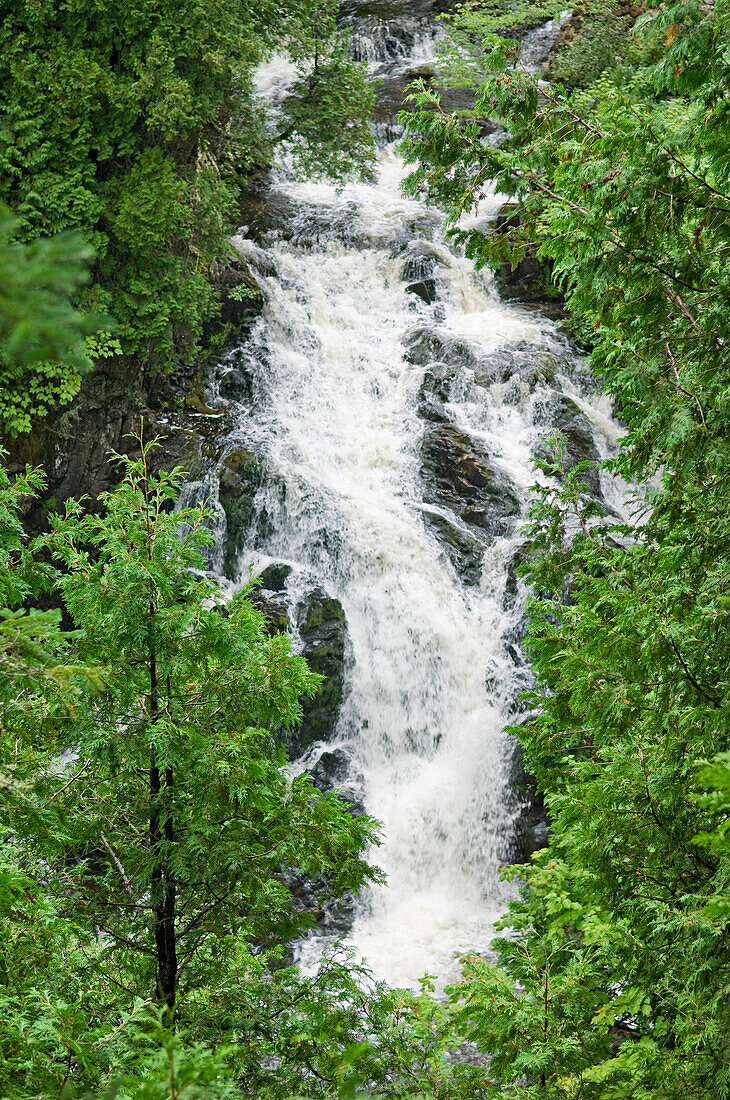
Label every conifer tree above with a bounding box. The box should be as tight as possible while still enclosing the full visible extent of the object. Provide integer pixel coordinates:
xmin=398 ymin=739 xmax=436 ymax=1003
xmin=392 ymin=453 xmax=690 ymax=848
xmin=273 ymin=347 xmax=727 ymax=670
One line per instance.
xmin=11 ymin=440 xmax=375 ymax=1023
xmin=402 ymin=1 xmax=730 ymax=1094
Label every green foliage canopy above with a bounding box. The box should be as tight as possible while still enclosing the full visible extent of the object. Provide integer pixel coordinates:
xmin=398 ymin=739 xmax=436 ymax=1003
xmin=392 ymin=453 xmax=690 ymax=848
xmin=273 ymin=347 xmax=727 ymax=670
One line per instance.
xmin=0 ymin=0 xmax=375 ymax=431
xmin=0 ymin=444 xmax=456 ymax=1099
xmin=402 ymin=0 xmax=730 ymax=1095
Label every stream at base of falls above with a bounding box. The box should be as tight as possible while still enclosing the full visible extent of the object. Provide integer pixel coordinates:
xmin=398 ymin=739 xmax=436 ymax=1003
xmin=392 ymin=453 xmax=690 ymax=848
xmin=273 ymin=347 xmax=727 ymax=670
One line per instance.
xmin=179 ymin=0 xmax=627 ymax=991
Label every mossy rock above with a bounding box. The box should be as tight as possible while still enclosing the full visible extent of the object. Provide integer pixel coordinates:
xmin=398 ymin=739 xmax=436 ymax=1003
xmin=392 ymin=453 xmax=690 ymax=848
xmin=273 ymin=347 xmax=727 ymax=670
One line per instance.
xmin=421 ymin=423 xmax=520 ymax=539
xmin=287 ymin=589 xmax=350 ymax=759
xmin=217 ymin=448 xmax=264 ymax=578
xmin=423 ymin=510 xmax=486 ymax=586
xmin=259 ymin=562 xmax=292 ymax=592
xmin=533 ymin=394 xmax=600 ymax=496
xmin=250 ymin=592 xmax=290 ymax=636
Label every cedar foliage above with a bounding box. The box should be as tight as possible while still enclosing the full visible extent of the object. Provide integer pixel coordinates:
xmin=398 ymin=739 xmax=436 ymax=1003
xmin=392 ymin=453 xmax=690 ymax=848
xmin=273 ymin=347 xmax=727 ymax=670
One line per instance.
xmin=0 ymin=0 xmax=375 ymax=433
xmin=402 ymin=1 xmax=730 ymax=1095
xmin=0 ymin=446 xmax=455 ymax=1098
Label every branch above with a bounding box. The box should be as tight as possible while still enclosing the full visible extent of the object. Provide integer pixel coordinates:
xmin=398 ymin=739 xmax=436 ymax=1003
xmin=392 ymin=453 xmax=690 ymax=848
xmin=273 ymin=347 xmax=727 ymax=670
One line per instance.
xmin=97 ymin=926 xmax=156 ymax=957
xmin=668 ymin=638 xmax=721 ymax=707
xmin=49 ymin=759 xmax=91 ymax=801
xmin=99 ymin=832 xmax=135 ymax=897
xmin=663 ymin=343 xmax=707 ymax=427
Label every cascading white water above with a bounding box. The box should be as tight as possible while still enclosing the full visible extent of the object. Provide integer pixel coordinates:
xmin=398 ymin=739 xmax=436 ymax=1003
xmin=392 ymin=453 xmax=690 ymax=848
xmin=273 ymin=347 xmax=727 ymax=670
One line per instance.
xmin=191 ymin=3 xmax=627 ymax=990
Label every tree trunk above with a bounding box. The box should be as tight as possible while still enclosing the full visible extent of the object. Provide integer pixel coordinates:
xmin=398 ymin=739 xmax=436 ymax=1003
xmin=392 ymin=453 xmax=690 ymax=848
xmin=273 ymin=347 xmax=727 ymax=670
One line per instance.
xmin=149 ymin=641 xmax=177 ymax=1024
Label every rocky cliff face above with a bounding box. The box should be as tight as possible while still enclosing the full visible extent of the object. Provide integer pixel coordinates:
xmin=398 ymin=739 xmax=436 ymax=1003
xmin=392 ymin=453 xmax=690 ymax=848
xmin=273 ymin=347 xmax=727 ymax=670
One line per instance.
xmin=5 ymin=259 xmax=263 ymax=527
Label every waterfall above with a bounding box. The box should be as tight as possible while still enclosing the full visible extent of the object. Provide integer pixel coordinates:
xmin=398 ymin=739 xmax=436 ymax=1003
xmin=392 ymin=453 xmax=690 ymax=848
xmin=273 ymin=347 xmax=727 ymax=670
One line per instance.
xmin=189 ymin=2 xmax=627 ymax=990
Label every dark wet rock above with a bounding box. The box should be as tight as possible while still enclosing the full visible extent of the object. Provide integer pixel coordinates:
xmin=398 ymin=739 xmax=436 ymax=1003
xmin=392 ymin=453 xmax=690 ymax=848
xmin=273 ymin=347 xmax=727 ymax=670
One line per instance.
xmin=5 ymin=357 xmax=217 ymax=528
xmin=403 ymin=326 xmax=476 ymax=369
xmin=422 ymin=509 xmax=486 ymax=585
xmin=259 ymin=562 xmax=293 ymax=592
xmin=420 ymin=361 xmax=456 ymax=402
xmin=290 ymin=201 xmax=366 ymax=249
xmin=406 ymin=278 xmax=437 ymax=303
xmin=496 ymin=253 xmax=553 ymax=304
xmin=251 ymin=592 xmax=290 ymax=635
xmin=508 ymin=734 xmax=549 ymax=862
xmin=308 ymin=748 xmax=367 ymax=817
xmin=472 ymin=343 xmax=563 ymax=388
xmin=533 ymin=394 xmax=600 ymax=495
xmin=287 ymin=589 xmax=350 ymax=758
xmin=401 ymin=241 xmax=440 ymax=282
xmin=370 ymin=55 xmax=486 ymax=141
xmin=210 ymin=257 xmax=264 ymax=329
xmin=404 ymin=327 xmax=446 ymax=366
xmin=418 ymin=396 xmax=449 ymax=424
xmin=380 ymin=58 xmax=486 ymax=127
xmin=437 ymin=84 xmax=482 ymax=117
xmin=504 ymin=540 xmax=530 ymax=609
xmin=217 ymin=367 xmax=251 ymax=404
xmin=373 ymin=69 xmax=428 ymax=139
xmin=199 ymin=258 xmax=264 ymax=365
xmin=217 ymin=448 xmax=266 ymax=578
xmin=413 ymin=339 xmax=564 ymax=421
xmin=239 ymin=183 xmax=368 ymax=250
xmin=238 ymin=186 xmax=298 ymax=240
xmin=418 ymin=361 xmax=458 ymax=421
xmin=215 ymin=352 xmax=256 ymax=405
xmin=421 ymin=423 xmax=520 ymax=540
xmin=493 ymin=203 xmax=560 ymax=305
xmin=318 ymin=886 xmax=359 ymax=936
xmin=340 ymin=0 xmax=439 ymax=19
xmin=246 ymin=572 xmax=352 ymax=769
xmin=309 ymin=748 xmax=351 ymax=789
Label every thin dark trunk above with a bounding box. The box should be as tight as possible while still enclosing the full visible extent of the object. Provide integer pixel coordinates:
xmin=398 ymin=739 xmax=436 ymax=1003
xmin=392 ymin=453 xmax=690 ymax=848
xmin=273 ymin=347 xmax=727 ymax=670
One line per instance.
xmin=149 ymin=635 xmax=177 ymax=1024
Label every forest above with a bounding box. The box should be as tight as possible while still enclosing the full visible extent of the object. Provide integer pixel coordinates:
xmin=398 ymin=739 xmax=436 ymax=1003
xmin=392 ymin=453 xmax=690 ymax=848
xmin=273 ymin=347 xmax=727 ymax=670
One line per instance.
xmin=1 ymin=0 xmax=729 ymax=1097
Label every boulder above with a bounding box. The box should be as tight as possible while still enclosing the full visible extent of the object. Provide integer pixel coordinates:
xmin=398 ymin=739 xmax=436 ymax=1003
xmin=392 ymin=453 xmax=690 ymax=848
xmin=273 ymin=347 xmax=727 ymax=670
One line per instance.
xmin=215 ymin=346 xmax=257 ymax=404
xmin=422 ymin=509 xmax=486 ymax=586
xmin=533 ymin=394 xmax=600 ymax=496
xmin=473 ymin=343 xmax=561 ymax=388
xmin=250 ymin=591 xmax=289 ymax=636
xmin=400 ymin=240 xmax=452 ymax=284
xmin=406 ymin=278 xmax=437 ymax=304
xmin=249 ymin=567 xmax=352 ymax=771
xmin=421 ymin=423 xmax=520 ymax=539
xmin=418 ymin=361 xmax=458 ymax=422
xmin=508 ymin=735 xmax=549 ymax=862
xmin=259 ymin=562 xmax=292 ymax=592
xmin=287 ymin=588 xmax=350 ymax=759
xmin=217 ymin=448 xmax=265 ymax=578
xmin=308 ymin=747 xmax=366 ymax=817
xmin=403 ymin=326 xmax=475 ymax=369
xmin=493 ymin=203 xmax=560 ymax=305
